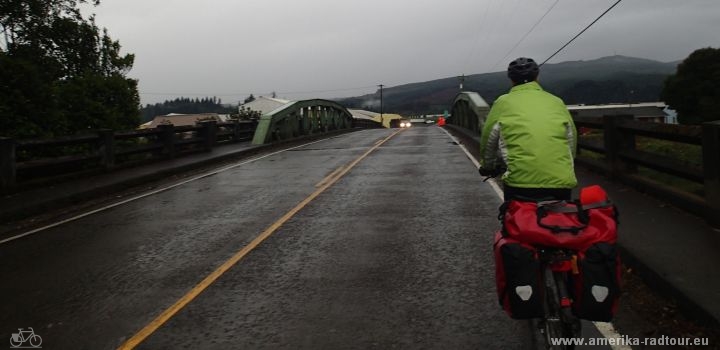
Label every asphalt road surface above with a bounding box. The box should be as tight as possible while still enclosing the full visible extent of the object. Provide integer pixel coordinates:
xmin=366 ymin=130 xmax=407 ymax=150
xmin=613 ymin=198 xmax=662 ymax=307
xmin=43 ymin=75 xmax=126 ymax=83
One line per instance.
xmin=1 ymin=126 xmax=613 ymax=349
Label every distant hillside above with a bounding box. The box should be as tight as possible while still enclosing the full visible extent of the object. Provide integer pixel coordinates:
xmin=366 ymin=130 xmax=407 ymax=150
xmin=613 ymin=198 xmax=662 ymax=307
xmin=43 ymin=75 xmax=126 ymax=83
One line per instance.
xmin=337 ymin=55 xmax=679 ymax=115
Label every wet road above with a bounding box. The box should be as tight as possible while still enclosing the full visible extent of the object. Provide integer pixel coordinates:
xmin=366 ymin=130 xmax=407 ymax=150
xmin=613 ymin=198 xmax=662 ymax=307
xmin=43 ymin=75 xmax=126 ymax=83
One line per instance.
xmin=1 ymin=126 xmax=600 ymax=349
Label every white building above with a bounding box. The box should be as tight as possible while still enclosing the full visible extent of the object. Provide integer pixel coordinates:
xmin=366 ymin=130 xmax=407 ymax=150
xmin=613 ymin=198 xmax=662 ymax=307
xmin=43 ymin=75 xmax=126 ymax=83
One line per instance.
xmin=567 ymin=102 xmax=678 ymax=124
xmin=347 ymin=109 xmax=379 ymax=120
xmin=240 ymin=96 xmax=291 ymax=115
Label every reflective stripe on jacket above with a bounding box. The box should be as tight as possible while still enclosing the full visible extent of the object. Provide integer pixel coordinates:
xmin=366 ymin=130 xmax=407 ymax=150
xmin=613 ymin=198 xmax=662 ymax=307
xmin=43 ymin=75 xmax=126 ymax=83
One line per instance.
xmin=479 ymin=81 xmax=577 ymax=189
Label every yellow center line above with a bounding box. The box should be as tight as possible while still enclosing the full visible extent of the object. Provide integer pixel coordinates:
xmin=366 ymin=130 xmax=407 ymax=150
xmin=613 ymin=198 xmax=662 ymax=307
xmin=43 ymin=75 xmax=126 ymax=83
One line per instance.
xmin=315 ymin=165 xmax=346 ymax=188
xmin=118 ymin=130 xmax=401 ymax=349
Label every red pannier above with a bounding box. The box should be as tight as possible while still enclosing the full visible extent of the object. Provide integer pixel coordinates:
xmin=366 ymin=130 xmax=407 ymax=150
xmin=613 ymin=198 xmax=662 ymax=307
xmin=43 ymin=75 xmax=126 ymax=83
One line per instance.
xmin=493 ymin=186 xmax=621 ymax=321
xmin=500 ymin=198 xmax=618 ymax=252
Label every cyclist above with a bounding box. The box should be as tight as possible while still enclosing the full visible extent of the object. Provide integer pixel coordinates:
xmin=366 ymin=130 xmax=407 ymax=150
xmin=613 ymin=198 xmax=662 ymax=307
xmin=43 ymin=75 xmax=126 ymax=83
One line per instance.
xmin=479 ymin=57 xmax=577 ymax=200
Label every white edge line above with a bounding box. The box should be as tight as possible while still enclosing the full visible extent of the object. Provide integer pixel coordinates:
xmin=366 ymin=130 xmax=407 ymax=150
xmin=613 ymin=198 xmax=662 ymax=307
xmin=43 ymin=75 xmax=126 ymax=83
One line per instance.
xmin=437 ymin=127 xmax=504 ymax=199
xmin=439 ymin=126 xmax=628 ymax=350
xmin=0 ymin=137 xmax=335 ymax=245
xmin=593 ymin=322 xmax=633 ymax=350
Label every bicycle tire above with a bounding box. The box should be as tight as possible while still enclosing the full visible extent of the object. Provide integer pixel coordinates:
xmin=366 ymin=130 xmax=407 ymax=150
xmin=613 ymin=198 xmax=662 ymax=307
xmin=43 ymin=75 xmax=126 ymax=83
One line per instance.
xmin=29 ymin=335 xmax=42 ymax=347
xmin=542 ymin=266 xmax=566 ymax=349
xmin=9 ymin=337 xmax=23 ymax=348
xmin=555 ymin=272 xmax=582 ymax=342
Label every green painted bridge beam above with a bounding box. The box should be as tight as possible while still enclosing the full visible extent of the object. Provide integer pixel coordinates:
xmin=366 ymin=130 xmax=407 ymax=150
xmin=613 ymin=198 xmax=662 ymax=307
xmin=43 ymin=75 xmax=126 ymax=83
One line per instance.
xmin=252 ymin=99 xmax=355 ymax=145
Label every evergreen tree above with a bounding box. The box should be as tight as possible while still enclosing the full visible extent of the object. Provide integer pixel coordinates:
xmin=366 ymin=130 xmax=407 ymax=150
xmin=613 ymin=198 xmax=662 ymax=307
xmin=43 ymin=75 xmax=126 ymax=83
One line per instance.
xmin=139 ymin=96 xmax=237 ymax=122
xmin=0 ymin=0 xmax=140 ymax=138
xmin=662 ymin=47 xmax=720 ymax=124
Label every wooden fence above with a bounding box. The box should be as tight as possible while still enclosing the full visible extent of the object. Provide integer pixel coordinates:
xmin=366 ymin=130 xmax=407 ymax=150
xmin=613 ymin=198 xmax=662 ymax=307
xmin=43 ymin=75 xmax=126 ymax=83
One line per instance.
xmin=0 ymin=117 xmax=382 ymax=192
xmin=574 ymin=116 xmax=720 ymax=227
xmin=0 ymin=120 xmax=256 ymax=191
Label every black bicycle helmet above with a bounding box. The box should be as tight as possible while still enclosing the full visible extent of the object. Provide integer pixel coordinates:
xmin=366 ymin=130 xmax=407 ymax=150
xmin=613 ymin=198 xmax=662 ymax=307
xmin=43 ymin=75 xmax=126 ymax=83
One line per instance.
xmin=507 ymin=57 xmax=539 ymax=84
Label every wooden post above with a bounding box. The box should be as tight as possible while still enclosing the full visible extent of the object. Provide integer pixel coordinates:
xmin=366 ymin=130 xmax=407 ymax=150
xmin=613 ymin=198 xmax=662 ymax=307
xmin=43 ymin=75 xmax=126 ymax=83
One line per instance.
xmin=0 ymin=138 xmax=16 ymax=188
xmin=157 ymin=124 xmax=176 ymax=158
xmin=603 ymin=114 xmax=636 ymax=179
xmin=243 ymin=120 xmax=256 ymax=140
xmin=702 ymin=121 xmax=720 ymax=228
xmin=198 ymin=120 xmax=217 ymax=150
xmin=232 ymin=119 xmax=241 ymax=142
xmin=97 ymin=129 xmax=115 ymax=169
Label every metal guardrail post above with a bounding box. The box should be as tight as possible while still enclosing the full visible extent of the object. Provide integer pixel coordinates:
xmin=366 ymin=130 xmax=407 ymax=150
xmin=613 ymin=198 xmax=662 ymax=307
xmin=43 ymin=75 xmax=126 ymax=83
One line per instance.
xmin=97 ymin=129 xmax=115 ymax=169
xmin=603 ymin=114 xmax=636 ymax=179
xmin=0 ymin=137 xmax=16 ymax=188
xmin=702 ymin=121 xmax=720 ymax=228
xmin=157 ymin=124 xmax=176 ymax=158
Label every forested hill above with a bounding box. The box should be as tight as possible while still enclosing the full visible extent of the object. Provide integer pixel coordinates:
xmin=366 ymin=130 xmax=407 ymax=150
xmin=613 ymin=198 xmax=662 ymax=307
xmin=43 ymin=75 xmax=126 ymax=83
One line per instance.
xmin=337 ymin=55 xmax=679 ymax=115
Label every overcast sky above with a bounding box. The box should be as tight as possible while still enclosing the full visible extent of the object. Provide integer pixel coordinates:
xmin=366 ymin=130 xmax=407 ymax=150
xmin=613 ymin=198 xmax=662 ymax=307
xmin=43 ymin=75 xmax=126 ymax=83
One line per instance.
xmin=84 ymin=0 xmax=720 ymax=105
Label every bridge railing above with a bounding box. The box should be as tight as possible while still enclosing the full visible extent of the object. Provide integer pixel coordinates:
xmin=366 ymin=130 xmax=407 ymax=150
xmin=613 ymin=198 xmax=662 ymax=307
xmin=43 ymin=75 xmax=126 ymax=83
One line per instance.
xmin=448 ymin=93 xmax=720 ymax=227
xmin=0 ymin=120 xmax=256 ymax=191
xmin=352 ymin=118 xmax=384 ymax=129
xmin=575 ymin=116 xmax=720 ymax=227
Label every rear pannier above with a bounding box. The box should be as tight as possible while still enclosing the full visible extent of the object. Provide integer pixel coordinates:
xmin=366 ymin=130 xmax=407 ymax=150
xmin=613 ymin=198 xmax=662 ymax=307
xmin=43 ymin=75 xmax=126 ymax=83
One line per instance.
xmin=494 ymin=232 xmax=544 ymax=319
xmin=571 ymin=242 xmax=621 ymax=321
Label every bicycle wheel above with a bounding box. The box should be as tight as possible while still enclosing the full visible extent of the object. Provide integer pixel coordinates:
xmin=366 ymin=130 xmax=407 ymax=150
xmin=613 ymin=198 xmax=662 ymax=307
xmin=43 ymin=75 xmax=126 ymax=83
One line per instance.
xmin=554 ymin=272 xmax=582 ymax=341
xmin=29 ymin=335 xmax=42 ymax=347
xmin=541 ymin=267 xmax=567 ymax=349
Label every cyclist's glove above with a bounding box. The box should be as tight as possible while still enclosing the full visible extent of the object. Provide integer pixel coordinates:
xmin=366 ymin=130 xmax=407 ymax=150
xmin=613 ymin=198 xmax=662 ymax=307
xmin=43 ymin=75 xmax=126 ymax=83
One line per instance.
xmin=478 ymin=166 xmax=503 ymax=177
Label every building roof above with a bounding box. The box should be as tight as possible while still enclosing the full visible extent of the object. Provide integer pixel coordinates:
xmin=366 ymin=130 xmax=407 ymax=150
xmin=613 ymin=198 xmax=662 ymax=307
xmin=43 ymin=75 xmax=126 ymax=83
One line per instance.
xmin=566 ymin=102 xmax=666 ymax=111
xmin=147 ymin=113 xmax=220 ymax=128
xmin=348 ymin=109 xmax=380 ymax=120
xmin=240 ymin=96 xmax=291 ymax=115
xmin=566 ymin=102 xmax=670 ymax=120
xmin=138 ymin=121 xmax=153 ymax=129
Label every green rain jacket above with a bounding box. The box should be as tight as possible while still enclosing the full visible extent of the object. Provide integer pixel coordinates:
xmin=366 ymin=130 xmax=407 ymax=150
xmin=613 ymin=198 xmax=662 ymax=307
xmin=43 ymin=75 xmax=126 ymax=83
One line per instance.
xmin=479 ymin=81 xmax=578 ymax=189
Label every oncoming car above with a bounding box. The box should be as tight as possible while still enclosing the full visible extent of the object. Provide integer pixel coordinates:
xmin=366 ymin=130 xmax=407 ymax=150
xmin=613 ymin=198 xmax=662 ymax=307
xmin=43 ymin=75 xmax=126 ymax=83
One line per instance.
xmin=399 ymin=120 xmax=412 ymax=128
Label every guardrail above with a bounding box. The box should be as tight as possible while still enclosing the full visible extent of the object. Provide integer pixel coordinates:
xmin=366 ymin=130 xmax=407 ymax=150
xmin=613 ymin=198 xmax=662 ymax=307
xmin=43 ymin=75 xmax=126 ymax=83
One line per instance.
xmin=352 ymin=118 xmax=384 ymax=129
xmin=448 ymin=93 xmax=720 ymax=227
xmin=0 ymin=110 xmax=383 ymax=192
xmin=0 ymin=119 xmax=256 ymax=191
xmin=574 ymin=116 xmax=720 ymax=227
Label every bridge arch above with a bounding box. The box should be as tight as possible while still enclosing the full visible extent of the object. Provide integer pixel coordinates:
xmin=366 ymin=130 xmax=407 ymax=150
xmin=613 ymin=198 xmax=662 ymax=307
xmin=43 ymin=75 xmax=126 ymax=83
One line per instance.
xmin=449 ymin=92 xmax=490 ymax=135
xmin=252 ymin=99 xmax=354 ymax=145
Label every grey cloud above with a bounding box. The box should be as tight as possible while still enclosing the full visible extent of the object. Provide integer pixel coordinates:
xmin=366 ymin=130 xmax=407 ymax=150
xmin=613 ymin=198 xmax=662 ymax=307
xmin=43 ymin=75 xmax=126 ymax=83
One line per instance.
xmin=85 ymin=0 xmax=720 ymax=104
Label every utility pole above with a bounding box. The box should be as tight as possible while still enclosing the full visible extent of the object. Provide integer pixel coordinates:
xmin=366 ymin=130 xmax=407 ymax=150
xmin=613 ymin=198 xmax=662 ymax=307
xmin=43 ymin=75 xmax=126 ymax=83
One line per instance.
xmin=378 ymin=84 xmax=384 ymax=126
xmin=458 ymin=74 xmax=465 ymax=91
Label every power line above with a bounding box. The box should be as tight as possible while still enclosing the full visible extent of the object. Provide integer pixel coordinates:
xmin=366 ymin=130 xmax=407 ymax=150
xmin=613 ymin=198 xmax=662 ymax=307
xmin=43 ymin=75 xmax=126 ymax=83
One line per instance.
xmin=475 ymin=0 xmax=518 ymax=73
xmin=540 ymin=0 xmax=622 ymax=66
xmin=138 ymin=85 xmax=378 ymax=97
xmin=276 ymin=85 xmax=378 ymax=95
xmin=463 ymin=0 xmax=496 ymax=74
xmin=490 ymin=0 xmax=560 ymax=71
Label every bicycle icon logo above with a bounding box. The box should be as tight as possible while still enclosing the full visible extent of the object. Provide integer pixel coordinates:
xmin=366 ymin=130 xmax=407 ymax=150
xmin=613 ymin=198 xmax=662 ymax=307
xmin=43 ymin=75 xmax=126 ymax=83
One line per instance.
xmin=9 ymin=328 xmax=42 ymax=348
